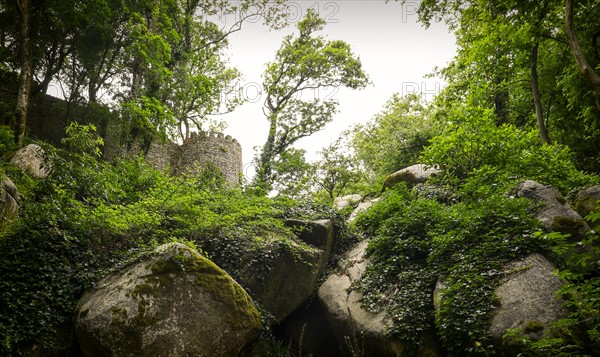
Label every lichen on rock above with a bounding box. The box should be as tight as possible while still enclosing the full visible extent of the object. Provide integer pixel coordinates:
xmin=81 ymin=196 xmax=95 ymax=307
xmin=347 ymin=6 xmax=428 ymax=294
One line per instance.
xmin=75 ymin=242 xmax=261 ymax=357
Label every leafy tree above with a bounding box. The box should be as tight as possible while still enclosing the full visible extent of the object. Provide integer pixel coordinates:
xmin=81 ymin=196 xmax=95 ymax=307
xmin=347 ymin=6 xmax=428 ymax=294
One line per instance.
xmin=254 ymin=9 xmax=369 ymax=191
xmin=271 ymin=147 xmax=315 ymax=199
xmin=0 ymin=0 xmax=290 ymax=146
xmin=352 ymin=93 xmax=436 ymax=180
xmin=407 ymin=0 xmax=600 ymax=171
xmin=312 ymin=137 xmax=362 ymax=205
xmin=420 ymin=103 xmax=596 ymax=193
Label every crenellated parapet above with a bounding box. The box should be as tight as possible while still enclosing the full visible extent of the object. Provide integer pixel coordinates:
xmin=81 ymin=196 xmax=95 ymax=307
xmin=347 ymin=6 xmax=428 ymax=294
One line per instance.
xmin=177 ymin=131 xmax=243 ymax=184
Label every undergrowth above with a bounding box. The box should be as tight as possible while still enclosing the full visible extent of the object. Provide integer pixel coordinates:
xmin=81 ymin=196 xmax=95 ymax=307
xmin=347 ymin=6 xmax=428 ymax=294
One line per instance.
xmin=352 ymin=112 xmax=600 ymax=356
xmin=0 ymin=125 xmax=347 ymax=355
xmin=354 ymin=184 xmax=545 ymax=355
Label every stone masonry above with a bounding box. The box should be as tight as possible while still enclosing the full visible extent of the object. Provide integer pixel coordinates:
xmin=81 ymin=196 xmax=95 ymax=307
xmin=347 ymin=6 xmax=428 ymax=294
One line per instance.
xmin=142 ymin=131 xmax=243 ymax=184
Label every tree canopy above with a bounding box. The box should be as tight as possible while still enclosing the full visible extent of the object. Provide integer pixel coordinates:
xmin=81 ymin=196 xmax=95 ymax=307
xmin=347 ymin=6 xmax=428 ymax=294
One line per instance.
xmin=254 ymin=9 xmax=369 ymax=191
xmin=400 ymin=0 xmax=600 ymax=171
xmin=0 ymin=0 xmax=289 ymax=144
xmin=2 ymin=1 xmax=600 ymax=356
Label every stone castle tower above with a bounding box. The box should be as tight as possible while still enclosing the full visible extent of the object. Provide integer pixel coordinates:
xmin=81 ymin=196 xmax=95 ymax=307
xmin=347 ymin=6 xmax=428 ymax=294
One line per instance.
xmin=141 ymin=131 xmax=243 ymax=184
xmin=20 ymin=94 xmax=243 ymax=184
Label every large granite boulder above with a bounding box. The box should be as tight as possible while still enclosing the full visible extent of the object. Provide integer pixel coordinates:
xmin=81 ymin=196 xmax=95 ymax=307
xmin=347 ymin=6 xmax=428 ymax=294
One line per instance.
xmin=434 ymin=254 xmax=566 ymax=349
xmin=75 ymin=242 xmax=261 ymax=357
xmin=348 ymin=198 xmax=380 ymax=223
xmin=0 ymin=176 xmax=19 ymax=227
xmin=574 ymin=185 xmax=600 ymax=223
xmin=381 ymin=164 xmax=441 ymax=192
xmin=285 ymin=219 xmax=335 ymax=254
xmin=319 ymin=241 xmax=439 ymax=356
xmin=238 ymin=219 xmax=335 ymax=322
xmin=489 ymin=254 xmax=566 ymax=340
xmin=333 ymin=194 xmax=362 ymax=211
xmin=9 ymin=144 xmax=51 ymax=179
xmin=516 ymin=180 xmax=589 ymax=239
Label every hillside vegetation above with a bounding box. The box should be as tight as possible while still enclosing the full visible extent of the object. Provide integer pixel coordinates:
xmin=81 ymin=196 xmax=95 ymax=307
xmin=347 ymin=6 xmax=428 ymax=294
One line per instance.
xmin=1 ymin=0 xmax=600 ymax=356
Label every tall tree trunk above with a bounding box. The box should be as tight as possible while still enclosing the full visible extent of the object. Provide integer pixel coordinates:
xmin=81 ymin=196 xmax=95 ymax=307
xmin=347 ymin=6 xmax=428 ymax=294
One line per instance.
xmin=256 ymin=114 xmax=278 ymax=190
xmin=88 ymin=82 xmax=97 ymax=103
xmin=565 ymin=0 xmax=600 ymax=112
xmin=31 ymin=39 xmax=68 ymax=97
xmin=11 ymin=0 xmax=33 ymax=146
xmin=493 ymin=88 xmax=509 ymax=124
xmin=531 ymin=42 xmax=550 ymax=144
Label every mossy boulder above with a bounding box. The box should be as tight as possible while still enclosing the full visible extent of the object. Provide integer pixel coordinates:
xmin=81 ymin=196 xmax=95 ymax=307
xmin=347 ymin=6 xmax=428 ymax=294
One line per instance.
xmin=237 ymin=221 xmax=334 ymax=322
xmin=319 ymin=240 xmax=440 ymax=356
xmin=489 ymin=254 xmax=566 ymax=341
xmin=348 ymin=198 xmax=380 ymax=223
xmin=0 ymin=175 xmax=19 ymax=229
xmin=574 ymin=185 xmax=600 ymax=224
xmin=285 ymin=219 xmax=335 ymax=252
xmin=9 ymin=144 xmax=51 ymax=179
xmin=333 ymin=194 xmax=362 ymax=211
xmin=75 ymin=242 xmax=261 ymax=357
xmin=381 ymin=164 xmax=441 ymax=192
xmin=434 ymin=254 xmax=566 ymax=352
xmin=516 ymin=180 xmax=589 ymax=239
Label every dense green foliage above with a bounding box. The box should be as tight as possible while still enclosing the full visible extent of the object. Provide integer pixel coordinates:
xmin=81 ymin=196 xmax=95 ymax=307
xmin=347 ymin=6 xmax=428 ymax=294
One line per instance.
xmin=0 ymin=0 xmax=289 ymax=143
xmin=351 ymin=105 xmax=600 ymax=355
xmin=407 ymin=0 xmax=600 ymax=172
xmin=355 ymin=185 xmax=544 ymax=355
xmin=0 ymin=125 xmax=349 ymax=355
xmin=419 ymin=104 xmax=596 ymax=193
xmin=2 ymin=0 xmax=600 ymax=355
xmin=352 ymin=93 xmax=437 ymax=180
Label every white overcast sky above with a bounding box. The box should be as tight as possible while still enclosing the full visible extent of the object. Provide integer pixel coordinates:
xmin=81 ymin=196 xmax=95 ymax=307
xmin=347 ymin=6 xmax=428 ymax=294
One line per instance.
xmin=212 ymin=0 xmax=457 ymax=176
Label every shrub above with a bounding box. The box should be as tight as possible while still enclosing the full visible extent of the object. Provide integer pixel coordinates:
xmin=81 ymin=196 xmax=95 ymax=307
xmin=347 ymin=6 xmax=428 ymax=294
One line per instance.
xmin=420 ymin=105 xmax=597 ymax=194
xmin=0 ymin=125 xmax=16 ymax=155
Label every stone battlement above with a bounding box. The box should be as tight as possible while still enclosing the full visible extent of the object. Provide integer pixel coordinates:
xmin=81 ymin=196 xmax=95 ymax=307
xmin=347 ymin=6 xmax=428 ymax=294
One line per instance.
xmin=20 ymin=93 xmax=243 ymax=184
xmin=186 ymin=130 xmax=240 ymax=147
xmin=176 ymin=131 xmax=243 ymax=184
xmin=105 ymin=130 xmax=243 ymax=185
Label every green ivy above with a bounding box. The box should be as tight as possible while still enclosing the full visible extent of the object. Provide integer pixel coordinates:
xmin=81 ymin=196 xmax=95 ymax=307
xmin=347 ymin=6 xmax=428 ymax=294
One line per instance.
xmin=0 ymin=133 xmax=344 ymax=354
xmin=354 ymin=184 xmax=546 ymax=355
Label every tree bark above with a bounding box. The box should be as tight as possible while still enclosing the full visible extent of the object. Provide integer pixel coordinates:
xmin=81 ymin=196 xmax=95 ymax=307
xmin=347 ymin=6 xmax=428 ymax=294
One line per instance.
xmin=531 ymin=42 xmax=550 ymax=144
xmin=565 ymin=0 xmax=600 ymax=112
xmin=11 ymin=0 xmax=33 ymax=146
xmin=256 ymin=114 xmax=278 ymax=189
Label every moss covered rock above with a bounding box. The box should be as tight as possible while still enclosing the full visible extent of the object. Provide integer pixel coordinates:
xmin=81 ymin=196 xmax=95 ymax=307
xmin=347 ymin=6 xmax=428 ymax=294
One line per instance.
xmin=348 ymin=198 xmax=380 ymax=223
xmin=381 ymin=164 xmax=441 ymax=192
xmin=333 ymin=194 xmax=362 ymax=211
xmin=574 ymin=185 xmax=600 ymax=224
xmin=75 ymin=242 xmax=261 ymax=357
xmin=516 ymin=180 xmax=588 ymax=239
xmin=236 ymin=231 xmax=326 ymax=323
xmin=489 ymin=254 xmax=566 ymax=341
xmin=0 ymin=175 xmax=19 ymax=229
xmin=434 ymin=254 xmax=566 ymax=353
xmin=319 ymin=241 xmax=440 ymax=356
xmin=9 ymin=144 xmax=51 ymax=179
